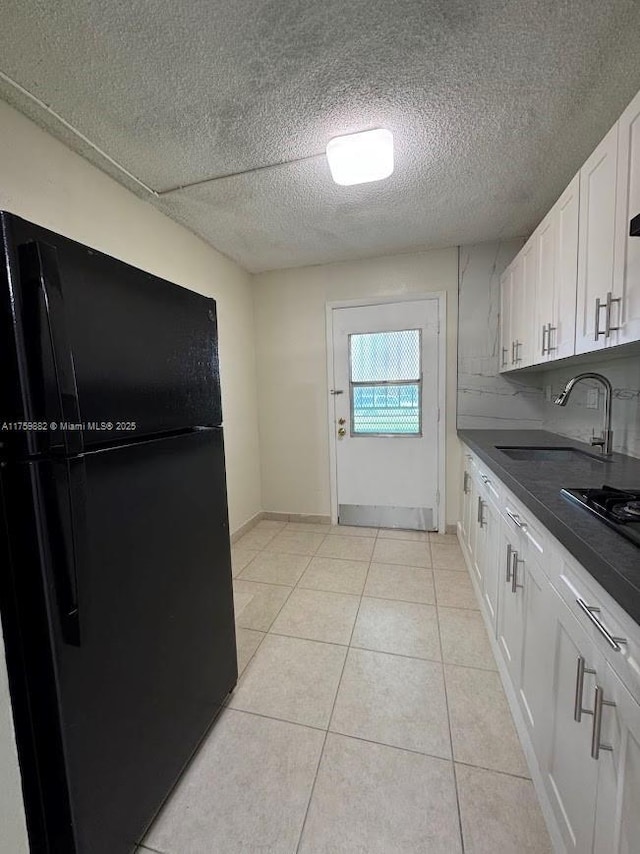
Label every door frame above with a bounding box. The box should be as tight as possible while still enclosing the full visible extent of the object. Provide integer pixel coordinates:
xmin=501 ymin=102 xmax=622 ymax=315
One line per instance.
xmin=325 ymin=292 xmax=447 ymax=532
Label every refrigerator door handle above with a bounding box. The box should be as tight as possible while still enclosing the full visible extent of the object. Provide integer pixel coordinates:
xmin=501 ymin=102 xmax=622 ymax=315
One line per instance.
xmin=44 ymin=458 xmax=88 ymax=647
xmin=20 ymin=241 xmax=83 ymax=455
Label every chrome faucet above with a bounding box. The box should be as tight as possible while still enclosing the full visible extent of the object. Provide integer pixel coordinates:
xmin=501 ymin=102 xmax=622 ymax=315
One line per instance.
xmin=554 ymin=373 xmax=613 ymax=455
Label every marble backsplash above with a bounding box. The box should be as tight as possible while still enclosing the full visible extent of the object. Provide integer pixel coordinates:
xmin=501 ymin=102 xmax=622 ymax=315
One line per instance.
xmin=539 ymin=354 xmax=640 ymax=459
xmin=457 ymin=240 xmax=544 ymax=430
xmin=457 ymin=240 xmax=640 ymax=459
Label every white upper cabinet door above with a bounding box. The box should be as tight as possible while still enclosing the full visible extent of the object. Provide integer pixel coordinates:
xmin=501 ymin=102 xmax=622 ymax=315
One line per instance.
xmin=518 ymin=235 xmax=538 ymax=367
xmin=614 ymin=89 xmax=640 ymax=346
xmin=535 ymin=174 xmax=579 ymax=365
xmin=553 ymin=173 xmax=580 ymax=359
xmin=535 ymin=212 xmax=556 ymax=364
xmin=509 ymin=254 xmax=525 ymax=368
xmin=592 ymin=663 xmax=640 ymax=854
xmin=576 ymin=124 xmax=619 ymax=354
xmin=499 ymin=267 xmax=512 ymax=372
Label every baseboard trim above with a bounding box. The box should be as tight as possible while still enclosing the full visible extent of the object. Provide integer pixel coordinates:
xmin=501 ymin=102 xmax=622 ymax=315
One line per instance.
xmin=263 ymin=511 xmax=331 ymax=525
xmin=457 ymin=523 xmax=566 ymax=854
xmin=230 ymin=512 xmax=264 ymax=543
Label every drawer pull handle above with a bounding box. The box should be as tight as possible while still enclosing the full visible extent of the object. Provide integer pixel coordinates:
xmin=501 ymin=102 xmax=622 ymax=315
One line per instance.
xmin=573 ymin=656 xmax=596 ymax=722
xmin=506 ymin=543 xmax=512 ymax=583
xmin=576 ymin=599 xmax=627 ymax=651
xmin=505 ymin=509 xmax=525 ymax=529
xmin=591 ymin=686 xmax=615 ymax=760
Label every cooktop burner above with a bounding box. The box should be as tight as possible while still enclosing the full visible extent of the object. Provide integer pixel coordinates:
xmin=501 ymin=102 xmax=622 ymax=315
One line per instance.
xmin=562 ymin=485 xmax=640 ymax=547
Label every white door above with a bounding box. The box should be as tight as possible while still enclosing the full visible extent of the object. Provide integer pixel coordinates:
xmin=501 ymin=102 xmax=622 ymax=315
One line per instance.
xmin=331 ymin=299 xmax=440 ymax=530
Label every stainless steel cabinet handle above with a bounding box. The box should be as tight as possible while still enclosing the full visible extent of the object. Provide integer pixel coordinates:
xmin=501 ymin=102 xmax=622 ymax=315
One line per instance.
xmin=576 ymin=599 xmax=627 ymax=651
xmin=480 ymin=474 xmax=490 ymax=485
xmin=547 ymin=324 xmax=557 ymax=353
xmin=604 ymin=291 xmax=621 ymax=337
xmin=541 ymin=324 xmax=548 ymax=356
xmin=511 ymin=551 xmax=524 ymax=593
xmin=591 ymin=686 xmax=615 ymax=760
xmin=477 ymin=497 xmax=486 ymax=527
xmin=506 ymin=543 xmax=513 ymax=583
xmin=511 ymin=340 xmax=516 ymax=365
xmin=463 ymin=471 xmax=469 ymax=494
xmin=514 ymin=341 xmax=522 ymax=363
xmin=505 ymin=508 xmax=524 ymax=529
xmin=594 ymin=297 xmax=606 ymax=340
xmin=501 ymin=346 xmax=508 ymax=367
xmin=574 ymin=656 xmax=596 ymax=722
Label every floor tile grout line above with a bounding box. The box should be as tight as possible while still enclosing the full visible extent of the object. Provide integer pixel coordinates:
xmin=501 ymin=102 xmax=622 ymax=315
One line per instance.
xmin=293 ymin=553 xmax=375 ymax=854
xmin=223 ymin=706 xmax=536 ymax=783
xmin=453 ymin=758 xmax=534 ymax=782
xmin=434 ymin=572 xmax=467 ymax=854
xmin=227 ymin=705 xmax=329 ymax=734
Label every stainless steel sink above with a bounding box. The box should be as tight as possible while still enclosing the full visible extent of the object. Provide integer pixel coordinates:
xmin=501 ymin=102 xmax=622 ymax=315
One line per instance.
xmin=495 ymin=446 xmax=606 ymax=463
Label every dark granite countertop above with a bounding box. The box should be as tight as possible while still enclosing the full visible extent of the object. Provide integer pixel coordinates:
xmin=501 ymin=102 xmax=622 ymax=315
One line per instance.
xmin=458 ymin=429 xmax=640 ymax=626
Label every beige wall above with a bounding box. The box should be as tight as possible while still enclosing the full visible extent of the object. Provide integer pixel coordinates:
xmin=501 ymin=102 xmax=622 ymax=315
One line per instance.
xmin=0 ymin=100 xmax=262 ymax=851
xmin=252 ymin=249 xmax=460 ymax=527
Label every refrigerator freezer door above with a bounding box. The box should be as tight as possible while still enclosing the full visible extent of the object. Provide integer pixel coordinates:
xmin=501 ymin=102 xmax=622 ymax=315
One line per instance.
xmin=0 ymin=212 xmax=222 ymax=456
xmin=0 ymin=429 xmax=237 ymax=853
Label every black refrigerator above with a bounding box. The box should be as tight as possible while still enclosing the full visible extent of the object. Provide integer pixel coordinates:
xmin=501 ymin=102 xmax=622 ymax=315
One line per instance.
xmin=0 ymin=212 xmax=238 ymax=853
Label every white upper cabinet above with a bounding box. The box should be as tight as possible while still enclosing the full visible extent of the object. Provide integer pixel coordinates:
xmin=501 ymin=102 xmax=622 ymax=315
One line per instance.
xmin=534 ymin=174 xmax=579 ymax=365
xmin=534 ymin=211 xmax=556 ymax=364
xmin=500 ymin=247 xmax=534 ymax=371
xmin=614 ymin=89 xmax=640 ymax=346
xmin=499 ymin=266 xmax=512 ymax=371
xmin=554 ymin=175 xmax=580 ymax=359
xmin=575 ymin=124 xmax=620 ymax=353
xmin=519 ymin=235 xmax=538 ymax=367
xmin=501 ymin=88 xmax=640 ymax=366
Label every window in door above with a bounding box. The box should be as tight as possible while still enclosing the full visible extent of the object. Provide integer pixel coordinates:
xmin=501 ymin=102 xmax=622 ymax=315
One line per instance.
xmin=349 ymin=329 xmax=422 ymax=436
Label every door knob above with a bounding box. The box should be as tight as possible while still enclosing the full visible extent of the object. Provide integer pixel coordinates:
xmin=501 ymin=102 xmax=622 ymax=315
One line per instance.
xmin=338 ymin=427 xmax=346 ymax=437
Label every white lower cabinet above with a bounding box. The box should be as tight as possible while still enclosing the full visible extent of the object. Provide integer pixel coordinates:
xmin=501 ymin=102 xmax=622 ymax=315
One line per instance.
xmin=544 ymin=582 xmax=600 ymax=852
xmin=480 ymin=497 xmax=501 ymax=627
xmin=496 ymin=522 xmax=525 ymax=684
xmin=517 ymin=551 xmax=554 ymax=759
xmin=459 ymin=444 xmax=640 ymax=854
xmin=592 ymin=663 xmax=640 ymax=854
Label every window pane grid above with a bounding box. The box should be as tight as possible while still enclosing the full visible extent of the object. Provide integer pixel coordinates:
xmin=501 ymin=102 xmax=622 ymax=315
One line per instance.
xmin=348 ymin=329 xmax=422 ymax=436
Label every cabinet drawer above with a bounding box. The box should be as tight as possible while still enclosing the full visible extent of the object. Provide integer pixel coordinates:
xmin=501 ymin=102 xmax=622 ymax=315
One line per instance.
xmin=555 ymin=558 xmax=640 ymax=705
xmin=501 ymin=493 xmax=545 ymax=557
xmin=475 ymin=466 xmax=501 ymax=505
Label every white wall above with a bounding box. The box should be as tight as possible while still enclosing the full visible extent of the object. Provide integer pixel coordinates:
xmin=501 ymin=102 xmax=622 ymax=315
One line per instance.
xmin=0 ymin=100 xmax=262 ymax=851
xmin=252 ymin=249 xmax=460 ymax=527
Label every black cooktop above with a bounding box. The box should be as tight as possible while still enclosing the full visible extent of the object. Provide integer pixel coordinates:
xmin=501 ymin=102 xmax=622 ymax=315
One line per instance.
xmin=562 ymin=485 xmax=640 ymax=548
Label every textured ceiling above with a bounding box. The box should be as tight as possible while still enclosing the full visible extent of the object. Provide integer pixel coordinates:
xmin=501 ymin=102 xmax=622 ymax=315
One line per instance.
xmin=2 ymin=1 xmax=640 ymax=271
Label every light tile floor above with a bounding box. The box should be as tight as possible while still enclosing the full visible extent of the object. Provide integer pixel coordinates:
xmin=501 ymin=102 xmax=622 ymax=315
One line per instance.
xmin=141 ymin=521 xmax=552 ymax=854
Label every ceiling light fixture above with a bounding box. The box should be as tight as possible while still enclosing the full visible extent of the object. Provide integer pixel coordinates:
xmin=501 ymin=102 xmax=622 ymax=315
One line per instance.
xmin=326 ymin=128 xmax=394 ymax=186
